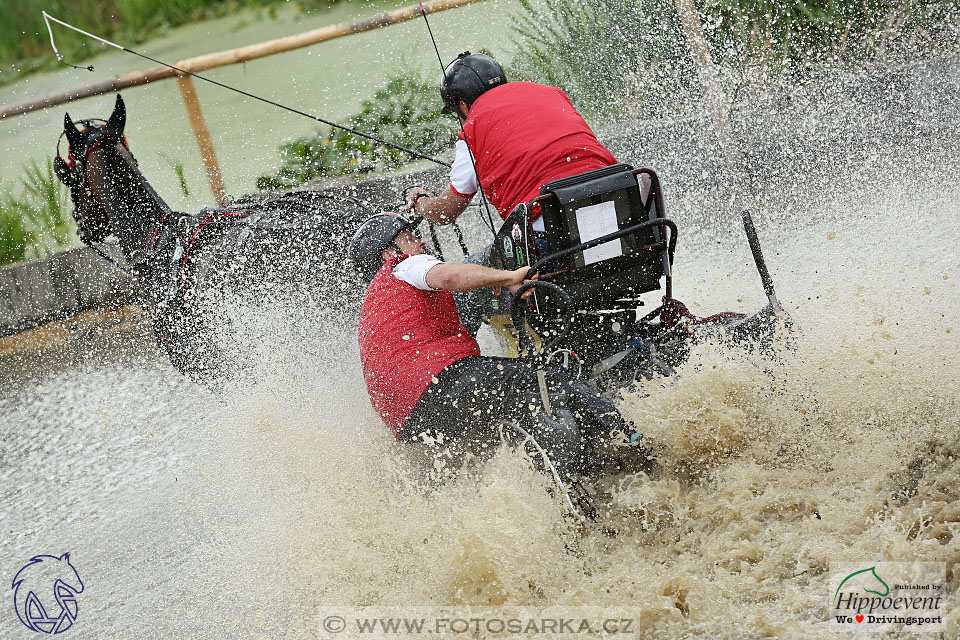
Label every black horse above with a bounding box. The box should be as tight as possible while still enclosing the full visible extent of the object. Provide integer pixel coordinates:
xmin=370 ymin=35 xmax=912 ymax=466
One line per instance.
xmin=55 ymin=94 xmax=372 ymax=381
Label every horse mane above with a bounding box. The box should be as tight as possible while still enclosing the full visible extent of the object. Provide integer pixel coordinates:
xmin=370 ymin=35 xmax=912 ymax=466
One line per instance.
xmin=85 ymin=139 xmax=175 ymax=265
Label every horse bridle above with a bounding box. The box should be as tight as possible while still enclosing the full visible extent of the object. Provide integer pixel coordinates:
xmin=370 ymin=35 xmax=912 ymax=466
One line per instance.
xmin=55 ymin=120 xmax=140 ymax=275
xmin=54 ymin=120 xmax=131 ymax=246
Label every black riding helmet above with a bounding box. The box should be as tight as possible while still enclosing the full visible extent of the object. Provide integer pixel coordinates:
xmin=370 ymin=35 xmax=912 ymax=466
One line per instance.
xmin=348 ymin=213 xmax=418 ymax=280
xmin=440 ymin=52 xmax=507 ymax=115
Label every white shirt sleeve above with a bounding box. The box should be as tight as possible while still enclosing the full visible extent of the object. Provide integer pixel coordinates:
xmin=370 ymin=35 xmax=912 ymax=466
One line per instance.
xmin=392 ymin=254 xmax=443 ymax=291
xmin=448 ymin=139 xmax=479 ymax=197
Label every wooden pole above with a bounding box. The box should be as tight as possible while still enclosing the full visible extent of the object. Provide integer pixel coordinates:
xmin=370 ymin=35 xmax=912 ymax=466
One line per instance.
xmin=0 ymin=0 xmax=485 ymax=120
xmin=176 ymin=75 xmax=226 ymax=202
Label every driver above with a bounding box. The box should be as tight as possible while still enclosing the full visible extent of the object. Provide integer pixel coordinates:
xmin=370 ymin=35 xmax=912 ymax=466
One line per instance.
xmin=350 ymin=213 xmax=645 ymax=481
xmin=405 ymin=52 xmax=619 ymax=334
xmin=406 ymin=52 xmax=617 ymax=231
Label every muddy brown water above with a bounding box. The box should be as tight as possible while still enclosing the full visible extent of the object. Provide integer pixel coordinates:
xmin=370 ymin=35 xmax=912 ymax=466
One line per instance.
xmin=1 ymin=40 xmax=959 ymax=640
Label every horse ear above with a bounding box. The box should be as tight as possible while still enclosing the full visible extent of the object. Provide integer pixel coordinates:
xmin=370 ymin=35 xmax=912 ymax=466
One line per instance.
xmin=107 ymin=94 xmax=126 ymax=136
xmin=64 ymin=113 xmax=82 ymax=152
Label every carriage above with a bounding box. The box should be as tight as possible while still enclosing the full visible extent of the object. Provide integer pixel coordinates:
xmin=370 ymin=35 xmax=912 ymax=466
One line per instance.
xmin=55 ymin=94 xmax=787 ymax=389
xmin=468 ymin=162 xmax=785 ymax=391
xmin=55 ymin=95 xmax=790 ymax=517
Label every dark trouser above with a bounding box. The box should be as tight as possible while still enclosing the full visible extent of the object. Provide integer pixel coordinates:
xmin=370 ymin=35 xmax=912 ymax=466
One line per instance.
xmin=401 ymin=356 xmax=630 ymax=479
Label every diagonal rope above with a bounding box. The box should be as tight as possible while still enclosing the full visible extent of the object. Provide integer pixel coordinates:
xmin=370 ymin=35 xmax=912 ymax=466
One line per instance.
xmin=42 ymin=12 xmax=451 ymax=168
xmin=415 ymin=1 xmax=498 ymax=235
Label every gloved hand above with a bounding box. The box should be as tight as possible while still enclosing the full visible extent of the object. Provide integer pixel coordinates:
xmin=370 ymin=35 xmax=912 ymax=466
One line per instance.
xmin=404 ymin=186 xmax=434 ymax=212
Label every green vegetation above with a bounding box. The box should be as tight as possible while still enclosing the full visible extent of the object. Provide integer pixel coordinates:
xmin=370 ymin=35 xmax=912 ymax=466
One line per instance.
xmin=0 ymin=159 xmax=74 ymax=266
xmin=0 ymin=0 xmax=343 ymax=86
xmin=511 ymin=0 xmax=960 ymax=122
xmin=159 ymin=153 xmax=190 ymax=198
xmin=257 ymin=75 xmax=457 ymax=190
xmin=697 ymin=0 xmax=960 ymax=77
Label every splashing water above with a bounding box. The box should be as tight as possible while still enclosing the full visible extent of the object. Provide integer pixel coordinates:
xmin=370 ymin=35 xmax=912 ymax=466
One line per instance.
xmin=2 ymin=62 xmax=959 ymax=639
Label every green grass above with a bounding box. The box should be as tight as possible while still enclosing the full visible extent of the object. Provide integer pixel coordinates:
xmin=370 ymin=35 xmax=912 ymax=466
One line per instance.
xmin=697 ymin=0 xmax=960 ymax=85
xmin=0 ymin=0 xmax=343 ymax=86
xmin=159 ymin=153 xmax=190 ymax=198
xmin=510 ymin=0 xmax=693 ymax=123
xmin=257 ymin=74 xmax=457 ymax=190
xmin=0 ymin=159 xmax=75 ymax=266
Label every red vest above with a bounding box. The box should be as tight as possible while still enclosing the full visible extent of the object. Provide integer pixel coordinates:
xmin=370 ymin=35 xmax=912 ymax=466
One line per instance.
xmin=358 ymin=255 xmax=481 ymax=436
xmin=461 ymin=81 xmax=617 ymax=219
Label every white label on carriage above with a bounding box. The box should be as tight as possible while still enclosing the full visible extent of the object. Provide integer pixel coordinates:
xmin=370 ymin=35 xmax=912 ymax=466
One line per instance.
xmin=575 ymin=200 xmax=622 ymax=265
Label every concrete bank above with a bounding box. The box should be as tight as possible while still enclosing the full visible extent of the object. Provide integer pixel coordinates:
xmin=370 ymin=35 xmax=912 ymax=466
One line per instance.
xmin=0 ymin=245 xmax=139 ymax=339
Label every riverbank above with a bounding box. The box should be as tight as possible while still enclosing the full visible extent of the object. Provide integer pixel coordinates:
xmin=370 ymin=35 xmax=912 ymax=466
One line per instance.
xmin=0 ymin=0 xmax=356 ymax=88
xmin=0 ymin=245 xmax=137 ymax=339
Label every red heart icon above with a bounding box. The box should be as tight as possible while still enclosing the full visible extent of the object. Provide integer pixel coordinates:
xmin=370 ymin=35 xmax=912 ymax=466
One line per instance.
xmin=855 ymin=615 xmax=864 ymax=623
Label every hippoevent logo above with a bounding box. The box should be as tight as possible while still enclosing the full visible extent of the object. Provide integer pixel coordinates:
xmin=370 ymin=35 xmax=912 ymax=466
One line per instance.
xmin=830 ymin=562 xmax=945 ymax=632
xmin=11 ymin=553 xmax=84 ymax=634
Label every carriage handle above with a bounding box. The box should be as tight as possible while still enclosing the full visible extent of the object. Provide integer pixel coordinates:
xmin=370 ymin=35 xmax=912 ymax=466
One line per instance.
xmin=524 ymin=218 xmax=678 ymax=283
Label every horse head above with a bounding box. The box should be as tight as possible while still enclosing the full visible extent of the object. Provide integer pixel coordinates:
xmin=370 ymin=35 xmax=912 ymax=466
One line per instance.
xmin=55 ymin=94 xmax=169 ymax=267
xmin=55 ymin=94 xmax=132 ymax=245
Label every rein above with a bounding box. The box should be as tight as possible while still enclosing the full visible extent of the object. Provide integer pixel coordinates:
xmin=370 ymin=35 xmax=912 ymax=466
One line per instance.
xmin=85 ymin=243 xmax=136 ymax=277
